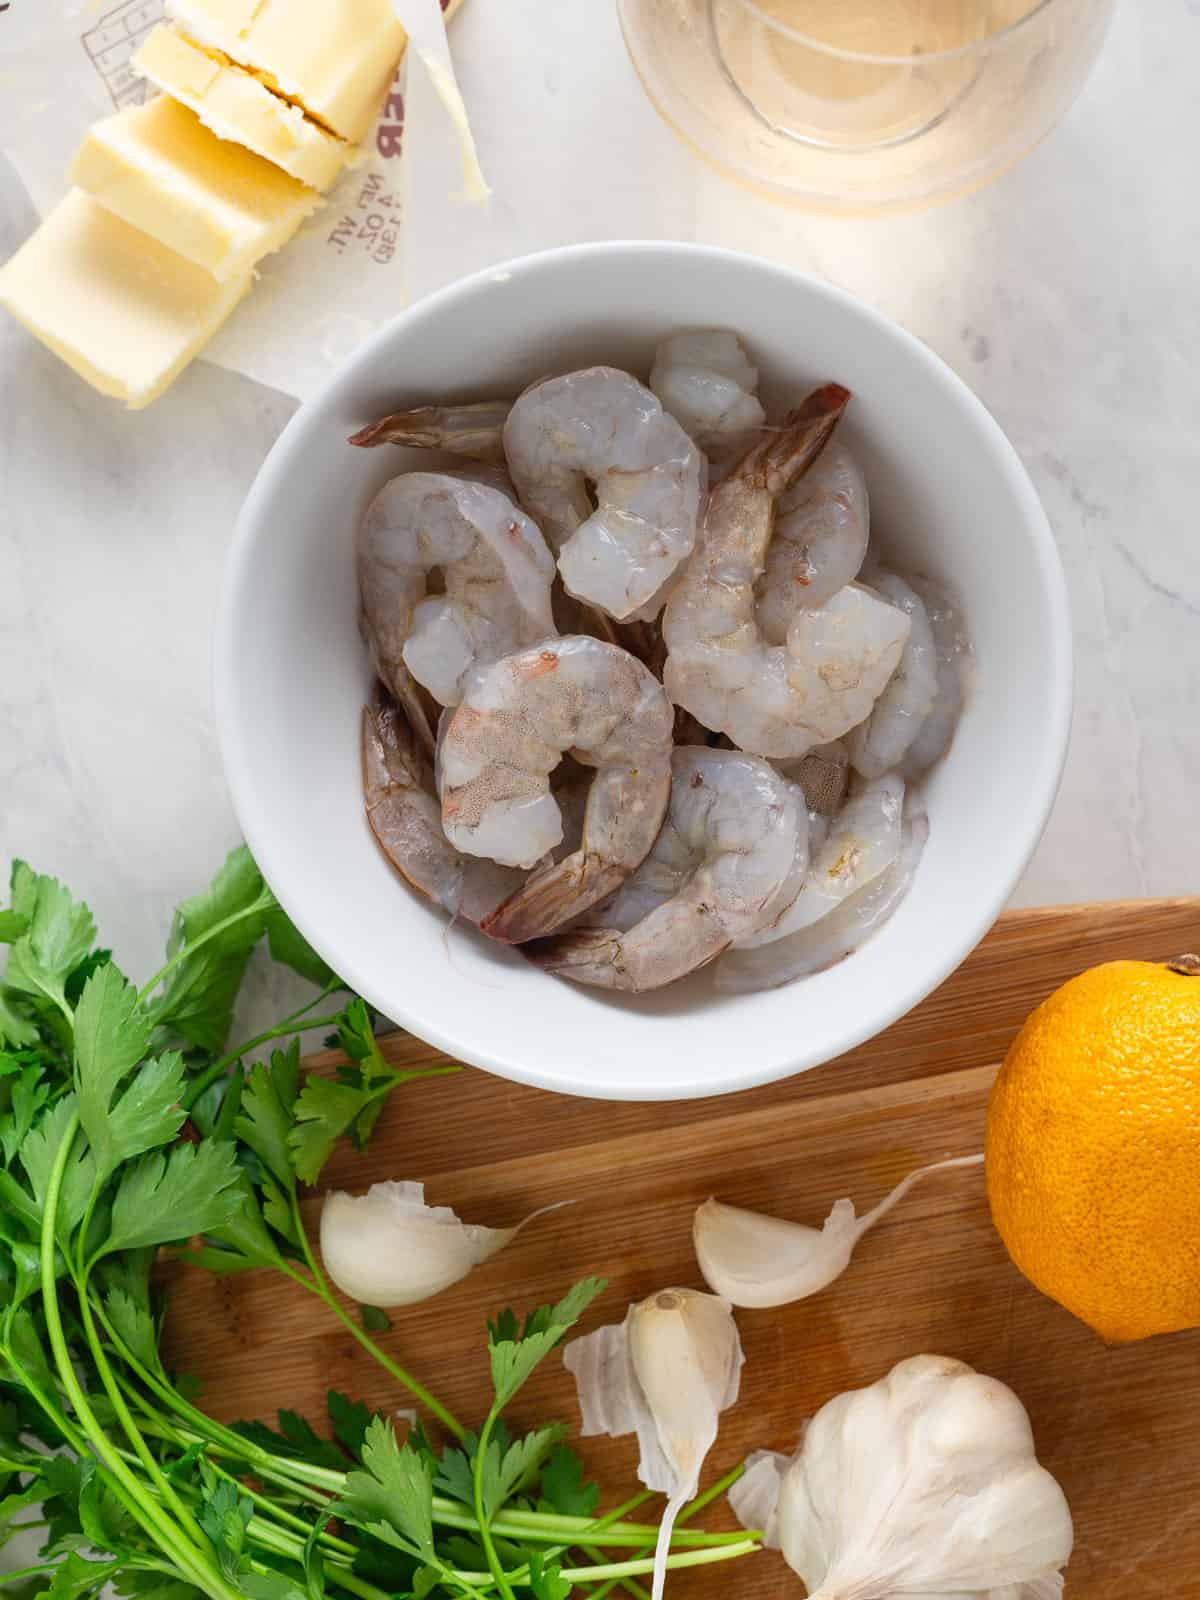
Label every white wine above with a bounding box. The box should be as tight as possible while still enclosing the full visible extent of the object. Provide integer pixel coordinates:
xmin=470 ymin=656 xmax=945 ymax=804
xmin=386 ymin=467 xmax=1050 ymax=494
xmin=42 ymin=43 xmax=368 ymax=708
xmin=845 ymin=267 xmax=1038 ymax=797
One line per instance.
xmin=619 ymin=0 xmax=1115 ymax=211
xmin=713 ymin=0 xmax=1033 ymax=152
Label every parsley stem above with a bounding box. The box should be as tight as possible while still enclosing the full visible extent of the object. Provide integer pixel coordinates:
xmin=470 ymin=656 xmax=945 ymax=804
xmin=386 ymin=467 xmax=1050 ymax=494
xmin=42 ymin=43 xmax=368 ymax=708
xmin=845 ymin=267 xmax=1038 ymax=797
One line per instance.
xmin=37 ymin=1110 xmax=244 ymax=1600
xmin=287 ymin=1186 xmax=467 ymax=1443
xmin=137 ymin=892 xmax=275 ymax=1010
xmin=74 ymin=1277 xmax=208 ymax=1543
xmin=472 ymin=1406 xmax=519 ymax=1600
xmin=181 ymin=989 xmax=345 ymax=1111
xmin=0 ymin=1338 xmax=200 ymax=1565
xmin=555 ymin=1541 xmax=761 ymax=1583
xmin=429 ymin=1509 xmax=740 ymax=1548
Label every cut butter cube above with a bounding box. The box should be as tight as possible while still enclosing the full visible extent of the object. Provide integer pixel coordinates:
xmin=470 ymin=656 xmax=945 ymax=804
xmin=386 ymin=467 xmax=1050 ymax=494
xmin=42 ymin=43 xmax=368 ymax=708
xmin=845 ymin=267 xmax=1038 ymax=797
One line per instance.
xmin=72 ymin=95 xmax=322 ymax=281
xmin=166 ymin=0 xmax=406 ymax=143
xmin=133 ymin=25 xmax=349 ymax=192
xmin=0 ymin=189 xmax=252 ymax=409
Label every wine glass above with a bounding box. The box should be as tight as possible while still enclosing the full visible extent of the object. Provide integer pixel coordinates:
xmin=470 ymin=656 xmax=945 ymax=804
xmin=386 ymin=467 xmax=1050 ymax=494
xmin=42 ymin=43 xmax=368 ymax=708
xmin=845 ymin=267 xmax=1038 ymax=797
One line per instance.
xmin=617 ymin=0 xmax=1116 ymax=213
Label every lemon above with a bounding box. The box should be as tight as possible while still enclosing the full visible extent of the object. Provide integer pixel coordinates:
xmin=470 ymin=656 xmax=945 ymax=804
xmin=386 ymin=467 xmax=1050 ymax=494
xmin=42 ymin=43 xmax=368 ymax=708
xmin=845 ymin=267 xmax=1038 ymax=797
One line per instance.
xmin=985 ymin=954 xmax=1200 ymax=1342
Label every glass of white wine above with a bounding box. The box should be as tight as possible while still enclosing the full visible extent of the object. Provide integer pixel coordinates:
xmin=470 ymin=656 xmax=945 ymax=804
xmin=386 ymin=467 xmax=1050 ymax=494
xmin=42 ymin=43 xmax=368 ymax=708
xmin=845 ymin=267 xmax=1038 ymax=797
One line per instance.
xmin=617 ymin=0 xmax=1116 ymax=213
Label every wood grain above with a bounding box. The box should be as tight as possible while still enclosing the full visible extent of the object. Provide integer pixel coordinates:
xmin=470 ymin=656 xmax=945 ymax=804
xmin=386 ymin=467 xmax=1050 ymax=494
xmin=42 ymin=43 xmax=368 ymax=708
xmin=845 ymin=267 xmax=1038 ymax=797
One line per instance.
xmin=162 ymin=897 xmax=1200 ymax=1600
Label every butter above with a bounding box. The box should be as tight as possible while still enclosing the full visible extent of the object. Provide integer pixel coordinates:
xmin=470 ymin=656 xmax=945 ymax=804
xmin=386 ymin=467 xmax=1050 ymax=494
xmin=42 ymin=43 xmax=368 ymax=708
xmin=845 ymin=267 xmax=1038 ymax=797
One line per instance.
xmin=71 ymin=95 xmax=322 ymax=281
xmin=0 ymin=189 xmax=252 ymax=409
xmin=166 ymin=0 xmax=407 ymax=143
xmin=133 ymin=26 xmax=349 ymax=192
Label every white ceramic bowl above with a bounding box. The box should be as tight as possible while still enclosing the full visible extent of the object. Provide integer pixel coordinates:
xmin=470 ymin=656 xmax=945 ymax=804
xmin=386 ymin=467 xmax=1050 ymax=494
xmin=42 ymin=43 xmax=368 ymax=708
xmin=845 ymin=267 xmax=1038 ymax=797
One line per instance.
xmin=215 ymin=242 xmax=1070 ymax=1102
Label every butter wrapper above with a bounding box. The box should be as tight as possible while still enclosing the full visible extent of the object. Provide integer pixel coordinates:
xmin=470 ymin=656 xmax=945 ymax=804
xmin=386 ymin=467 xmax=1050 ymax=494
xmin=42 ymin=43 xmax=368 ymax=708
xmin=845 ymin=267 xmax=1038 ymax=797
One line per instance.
xmin=0 ymin=0 xmax=455 ymax=401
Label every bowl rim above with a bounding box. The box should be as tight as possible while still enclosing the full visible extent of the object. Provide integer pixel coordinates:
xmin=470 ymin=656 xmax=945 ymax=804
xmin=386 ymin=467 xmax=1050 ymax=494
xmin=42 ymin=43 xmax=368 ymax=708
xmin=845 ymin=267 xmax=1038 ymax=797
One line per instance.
xmin=214 ymin=238 xmax=1073 ymax=1100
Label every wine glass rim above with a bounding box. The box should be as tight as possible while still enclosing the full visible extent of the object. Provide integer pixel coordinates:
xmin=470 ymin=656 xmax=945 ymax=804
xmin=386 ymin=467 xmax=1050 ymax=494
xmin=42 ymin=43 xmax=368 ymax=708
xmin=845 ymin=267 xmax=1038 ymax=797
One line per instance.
xmin=726 ymin=0 xmax=1061 ymax=64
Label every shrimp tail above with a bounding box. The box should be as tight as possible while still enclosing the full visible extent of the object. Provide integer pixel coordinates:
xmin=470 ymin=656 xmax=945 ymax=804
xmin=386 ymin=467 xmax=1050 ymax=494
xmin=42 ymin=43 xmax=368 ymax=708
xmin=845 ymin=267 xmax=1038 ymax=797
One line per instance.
xmin=481 ymin=852 xmax=629 ymax=945
xmin=528 ymin=914 xmax=729 ymax=993
xmin=736 ymin=382 xmax=851 ymax=495
xmin=348 ymin=400 xmax=510 ymax=462
xmin=524 ymin=926 xmax=632 ymax=989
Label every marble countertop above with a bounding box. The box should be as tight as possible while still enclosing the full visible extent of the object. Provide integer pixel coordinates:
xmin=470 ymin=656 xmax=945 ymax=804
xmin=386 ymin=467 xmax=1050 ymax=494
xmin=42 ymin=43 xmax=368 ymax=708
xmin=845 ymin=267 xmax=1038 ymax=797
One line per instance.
xmin=2 ymin=0 xmax=1197 ymax=1010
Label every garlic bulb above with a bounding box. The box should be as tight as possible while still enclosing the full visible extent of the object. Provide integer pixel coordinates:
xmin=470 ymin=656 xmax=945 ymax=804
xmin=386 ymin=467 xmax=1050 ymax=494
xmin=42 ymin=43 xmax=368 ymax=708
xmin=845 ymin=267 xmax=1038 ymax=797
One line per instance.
xmin=565 ymin=1287 xmax=743 ymax=1600
xmin=694 ymin=1153 xmax=983 ymax=1307
xmin=731 ymin=1355 xmax=1073 ymax=1600
xmin=320 ymin=1180 xmax=561 ymax=1307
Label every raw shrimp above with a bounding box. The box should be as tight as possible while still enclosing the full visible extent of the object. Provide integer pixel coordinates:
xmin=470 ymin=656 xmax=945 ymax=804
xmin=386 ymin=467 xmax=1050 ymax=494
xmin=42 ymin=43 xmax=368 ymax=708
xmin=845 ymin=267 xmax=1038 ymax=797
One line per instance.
xmin=846 ymin=571 xmax=939 ymax=779
xmin=663 ymin=387 xmax=911 ymax=758
xmin=358 ymin=472 xmax=556 ymax=709
xmin=362 ymin=688 xmax=527 ymax=924
xmin=649 ymin=329 xmax=766 ymax=459
xmin=737 ymin=773 xmax=904 ymax=947
xmin=528 ymin=746 xmax=806 ymax=992
xmin=756 ymin=441 xmax=870 ymax=640
xmin=438 ymin=636 xmax=674 ymax=942
xmin=718 ymin=803 xmax=928 ymax=991
xmin=581 ymin=750 xmax=809 ymax=942
xmin=774 ymin=741 xmax=850 ymax=817
xmin=900 ymin=577 xmax=969 ymax=778
xmin=503 ymin=367 xmax=705 ymax=621
xmin=349 ymin=400 xmax=509 ymax=462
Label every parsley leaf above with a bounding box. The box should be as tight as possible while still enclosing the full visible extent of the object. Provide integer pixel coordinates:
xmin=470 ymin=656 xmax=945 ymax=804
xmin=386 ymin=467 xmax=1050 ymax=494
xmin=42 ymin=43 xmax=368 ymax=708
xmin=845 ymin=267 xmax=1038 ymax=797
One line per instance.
xmin=41 ymin=1550 xmax=125 ymax=1600
xmin=538 ymin=1445 xmax=599 ymax=1518
xmin=0 ymin=989 xmax=37 ymax=1048
xmin=152 ymin=847 xmax=274 ymax=1052
xmin=289 ymin=1078 xmax=374 ymax=1186
xmin=198 ymin=1175 xmax=286 ymax=1272
xmin=198 ymin=1476 xmax=253 ymax=1579
xmin=327 ymin=1391 xmax=373 ymax=1462
xmin=480 ymin=1424 xmax=568 ymax=1518
xmin=103 ymin=1284 xmax=159 ymax=1371
xmin=103 ymin=1141 xmax=244 ymax=1256
xmin=73 ymin=963 xmax=185 ymax=1183
xmin=336 ymin=1420 xmax=436 ymax=1563
xmin=235 ymin=1046 xmax=300 ymax=1187
xmin=231 ymin=1411 xmax=342 ymax=1473
xmin=0 ymin=1063 xmax=50 ymax=1163
xmin=74 ymin=963 xmax=151 ymax=1102
xmin=114 ymin=1575 xmax=203 ymax=1600
xmin=264 ymin=908 xmax=338 ymax=990
xmin=241 ymin=1576 xmax=309 ymax=1600
xmin=488 ymin=1279 xmax=606 ymax=1409
xmin=433 ymin=1443 xmax=477 ymax=1509
xmin=74 ymin=965 xmax=186 ymax=1181
xmin=4 ymin=870 xmax=96 ymax=1020
xmin=528 ymin=1552 xmax=573 ymax=1600
xmin=288 ymin=1001 xmax=425 ymax=1184
xmin=275 ymin=1411 xmax=346 ymax=1472
xmin=0 ymin=911 xmax=29 ymax=944
xmin=19 ymin=1096 xmax=97 ymax=1242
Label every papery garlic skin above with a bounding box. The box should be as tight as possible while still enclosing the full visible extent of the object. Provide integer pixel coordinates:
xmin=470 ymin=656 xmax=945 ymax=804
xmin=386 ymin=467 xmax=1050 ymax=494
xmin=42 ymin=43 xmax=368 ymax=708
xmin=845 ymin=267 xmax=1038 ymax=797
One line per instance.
xmin=776 ymin=1355 xmax=1072 ymax=1600
xmin=728 ymin=1448 xmax=791 ymax=1549
xmin=694 ymin=1154 xmax=983 ymax=1308
xmin=320 ymin=1180 xmax=554 ymax=1307
xmin=565 ymin=1288 xmax=743 ymax=1600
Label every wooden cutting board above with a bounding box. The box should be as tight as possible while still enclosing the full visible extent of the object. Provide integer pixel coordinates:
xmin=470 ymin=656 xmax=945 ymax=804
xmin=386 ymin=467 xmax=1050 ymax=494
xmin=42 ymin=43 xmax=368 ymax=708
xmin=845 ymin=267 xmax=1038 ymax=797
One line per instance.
xmin=163 ymin=897 xmax=1200 ymax=1599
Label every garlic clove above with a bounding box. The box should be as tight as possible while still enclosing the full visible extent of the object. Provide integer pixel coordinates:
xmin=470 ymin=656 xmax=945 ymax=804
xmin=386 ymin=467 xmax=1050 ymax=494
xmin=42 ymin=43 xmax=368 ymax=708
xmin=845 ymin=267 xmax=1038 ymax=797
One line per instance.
xmin=772 ymin=1354 xmax=1072 ymax=1600
xmin=629 ymin=1288 xmax=743 ymax=1600
xmin=694 ymin=1154 xmax=984 ymax=1308
xmin=319 ymin=1179 xmax=562 ymax=1307
xmin=564 ymin=1287 xmax=744 ymax=1600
